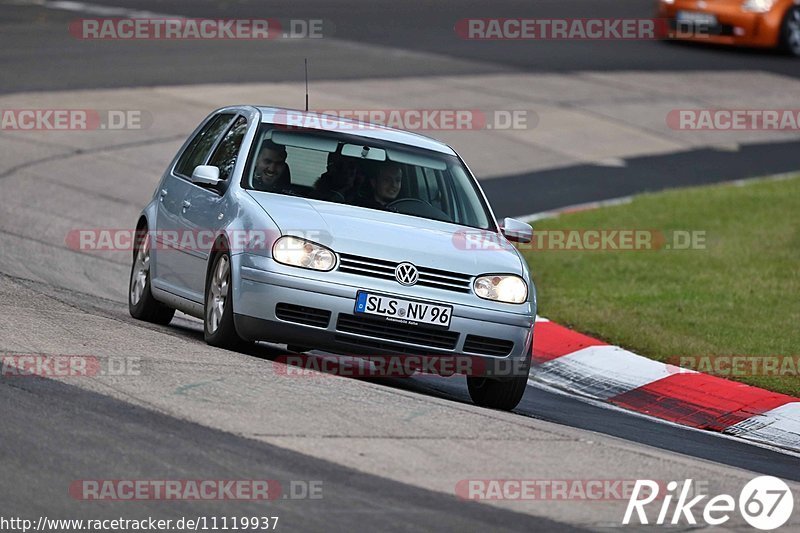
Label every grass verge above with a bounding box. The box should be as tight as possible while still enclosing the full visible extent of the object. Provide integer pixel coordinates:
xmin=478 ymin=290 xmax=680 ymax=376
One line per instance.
xmin=522 ymin=175 xmax=800 ymax=397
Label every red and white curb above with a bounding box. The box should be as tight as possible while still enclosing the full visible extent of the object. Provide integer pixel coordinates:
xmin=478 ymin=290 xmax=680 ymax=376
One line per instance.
xmin=529 ymin=317 xmax=800 ymax=453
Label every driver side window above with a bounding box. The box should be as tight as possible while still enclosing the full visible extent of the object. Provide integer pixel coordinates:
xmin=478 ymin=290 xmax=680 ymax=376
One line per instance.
xmin=208 ymin=116 xmax=248 ymax=181
xmin=174 ymin=113 xmax=234 ymax=178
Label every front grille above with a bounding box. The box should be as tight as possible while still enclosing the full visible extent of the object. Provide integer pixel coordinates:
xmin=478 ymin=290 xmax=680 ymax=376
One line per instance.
xmin=333 ymin=335 xmax=448 ymax=355
xmin=336 ymin=314 xmax=459 ymax=350
xmin=275 ymin=303 xmax=331 ymax=328
xmin=337 ymin=253 xmax=472 ymax=293
xmin=463 ymin=335 xmax=514 ymax=356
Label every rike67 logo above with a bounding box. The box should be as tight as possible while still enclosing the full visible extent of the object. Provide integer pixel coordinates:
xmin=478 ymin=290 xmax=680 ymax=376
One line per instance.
xmin=623 ymin=476 xmax=794 ymax=530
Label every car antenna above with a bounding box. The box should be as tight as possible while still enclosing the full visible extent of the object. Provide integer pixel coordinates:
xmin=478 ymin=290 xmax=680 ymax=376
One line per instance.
xmin=304 ymin=58 xmax=309 ymax=112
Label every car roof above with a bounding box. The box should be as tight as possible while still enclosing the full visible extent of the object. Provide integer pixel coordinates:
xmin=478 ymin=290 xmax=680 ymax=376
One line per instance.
xmin=254 ymin=106 xmax=457 ymax=156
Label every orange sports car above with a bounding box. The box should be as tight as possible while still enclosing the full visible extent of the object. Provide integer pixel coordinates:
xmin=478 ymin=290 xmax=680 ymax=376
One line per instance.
xmin=657 ymin=0 xmax=800 ymax=55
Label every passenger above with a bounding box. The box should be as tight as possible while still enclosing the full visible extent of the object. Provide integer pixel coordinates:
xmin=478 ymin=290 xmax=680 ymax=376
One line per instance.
xmin=252 ymin=141 xmax=291 ymax=193
xmin=313 ymin=153 xmax=365 ymax=203
xmin=358 ymin=163 xmax=403 ymax=210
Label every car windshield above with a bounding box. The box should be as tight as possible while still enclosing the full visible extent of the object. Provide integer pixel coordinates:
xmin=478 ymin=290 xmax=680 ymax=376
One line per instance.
xmin=241 ymin=125 xmax=494 ymax=230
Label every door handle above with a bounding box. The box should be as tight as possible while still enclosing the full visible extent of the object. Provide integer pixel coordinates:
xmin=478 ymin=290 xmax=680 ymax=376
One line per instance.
xmin=159 ymin=189 xmax=168 ymax=201
xmin=182 ymin=200 xmax=191 ymax=210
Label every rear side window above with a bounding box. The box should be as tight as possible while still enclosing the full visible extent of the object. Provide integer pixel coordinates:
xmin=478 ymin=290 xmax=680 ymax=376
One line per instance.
xmin=175 ymin=113 xmax=234 ymax=178
xmin=207 ymin=116 xmax=248 ymax=181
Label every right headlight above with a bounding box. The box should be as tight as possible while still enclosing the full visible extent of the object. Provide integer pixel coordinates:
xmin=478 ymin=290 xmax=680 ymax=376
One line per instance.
xmin=473 ymin=274 xmax=528 ymax=304
xmin=272 ymin=236 xmax=336 ymax=271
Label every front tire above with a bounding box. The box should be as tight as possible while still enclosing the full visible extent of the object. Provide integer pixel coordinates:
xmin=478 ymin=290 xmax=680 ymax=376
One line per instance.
xmin=129 ymin=230 xmax=175 ymax=325
xmin=467 ymin=355 xmax=530 ymax=411
xmin=779 ymin=6 xmax=800 ymax=56
xmin=204 ymin=251 xmax=242 ymax=348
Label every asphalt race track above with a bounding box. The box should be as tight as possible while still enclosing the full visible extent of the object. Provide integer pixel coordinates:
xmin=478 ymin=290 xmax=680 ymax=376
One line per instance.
xmin=4 ymin=0 xmax=800 ymax=93
xmin=1 ymin=0 xmax=799 ymax=530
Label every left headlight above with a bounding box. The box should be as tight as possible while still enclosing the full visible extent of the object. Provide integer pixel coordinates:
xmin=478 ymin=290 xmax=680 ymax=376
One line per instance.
xmin=272 ymin=236 xmax=336 ymax=271
xmin=473 ymin=274 xmax=528 ymax=304
xmin=742 ymin=0 xmax=774 ymax=12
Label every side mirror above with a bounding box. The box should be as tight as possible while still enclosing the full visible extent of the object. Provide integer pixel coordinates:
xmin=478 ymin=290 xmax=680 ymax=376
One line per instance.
xmin=191 ymin=165 xmax=221 ymax=186
xmin=500 ymin=217 xmax=532 ymax=244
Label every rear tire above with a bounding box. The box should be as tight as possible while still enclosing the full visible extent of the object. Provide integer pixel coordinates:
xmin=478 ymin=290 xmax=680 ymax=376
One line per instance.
xmin=204 ymin=251 xmax=243 ymax=348
xmin=129 ymin=230 xmax=175 ymax=325
xmin=467 ymin=355 xmax=530 ymax=411
xmin=779 ymin=6 xmax=800 ymax=56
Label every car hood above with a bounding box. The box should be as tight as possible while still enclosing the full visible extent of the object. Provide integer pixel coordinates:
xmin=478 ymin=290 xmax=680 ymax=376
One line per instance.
xmin=247 ymin=192 xmax=523 ymax=276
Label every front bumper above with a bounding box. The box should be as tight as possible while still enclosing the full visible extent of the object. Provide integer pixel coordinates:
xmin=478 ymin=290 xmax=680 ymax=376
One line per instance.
xmin=658 ymin=1 xmax=784 ymax=48
xmin=232 ymin=254 xmax=535 ymax=375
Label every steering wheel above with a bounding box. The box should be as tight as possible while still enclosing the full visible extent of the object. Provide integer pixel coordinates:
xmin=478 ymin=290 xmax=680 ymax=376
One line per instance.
xmin=385 ymin=198 xmax=451 ymax=223
xmin=386 ymin=198 xmax=433 ymax=210
xmin=326 ymin=190 xmax=346 ymax=203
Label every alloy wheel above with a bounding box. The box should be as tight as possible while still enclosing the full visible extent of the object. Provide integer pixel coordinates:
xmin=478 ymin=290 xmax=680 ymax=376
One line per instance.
xmin=207 ymin=255 xmax=230 ymax=334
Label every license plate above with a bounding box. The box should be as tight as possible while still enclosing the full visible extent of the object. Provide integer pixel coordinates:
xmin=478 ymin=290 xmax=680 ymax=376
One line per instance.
xmin=676 ymin=11 xmax=717 ymax=26
xmin=354 ymin=291 xmax=452 ymax=329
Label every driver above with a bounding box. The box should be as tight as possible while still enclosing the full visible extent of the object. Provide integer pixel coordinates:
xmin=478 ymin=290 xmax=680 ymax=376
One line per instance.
xmin=358 ymin=163 xmax=402 ymax=209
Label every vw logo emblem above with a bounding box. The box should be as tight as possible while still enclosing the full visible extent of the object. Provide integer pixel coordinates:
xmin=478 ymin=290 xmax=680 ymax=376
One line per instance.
xmin=697 ymin=0 xmax=707 ymax=7
xmin=395 ymin=262 xmax=419 ymax=286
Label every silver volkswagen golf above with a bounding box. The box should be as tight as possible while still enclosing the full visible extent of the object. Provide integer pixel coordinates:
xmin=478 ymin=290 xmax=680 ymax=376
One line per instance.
xmin=129 ymin=106 xmax=537 ymax=410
